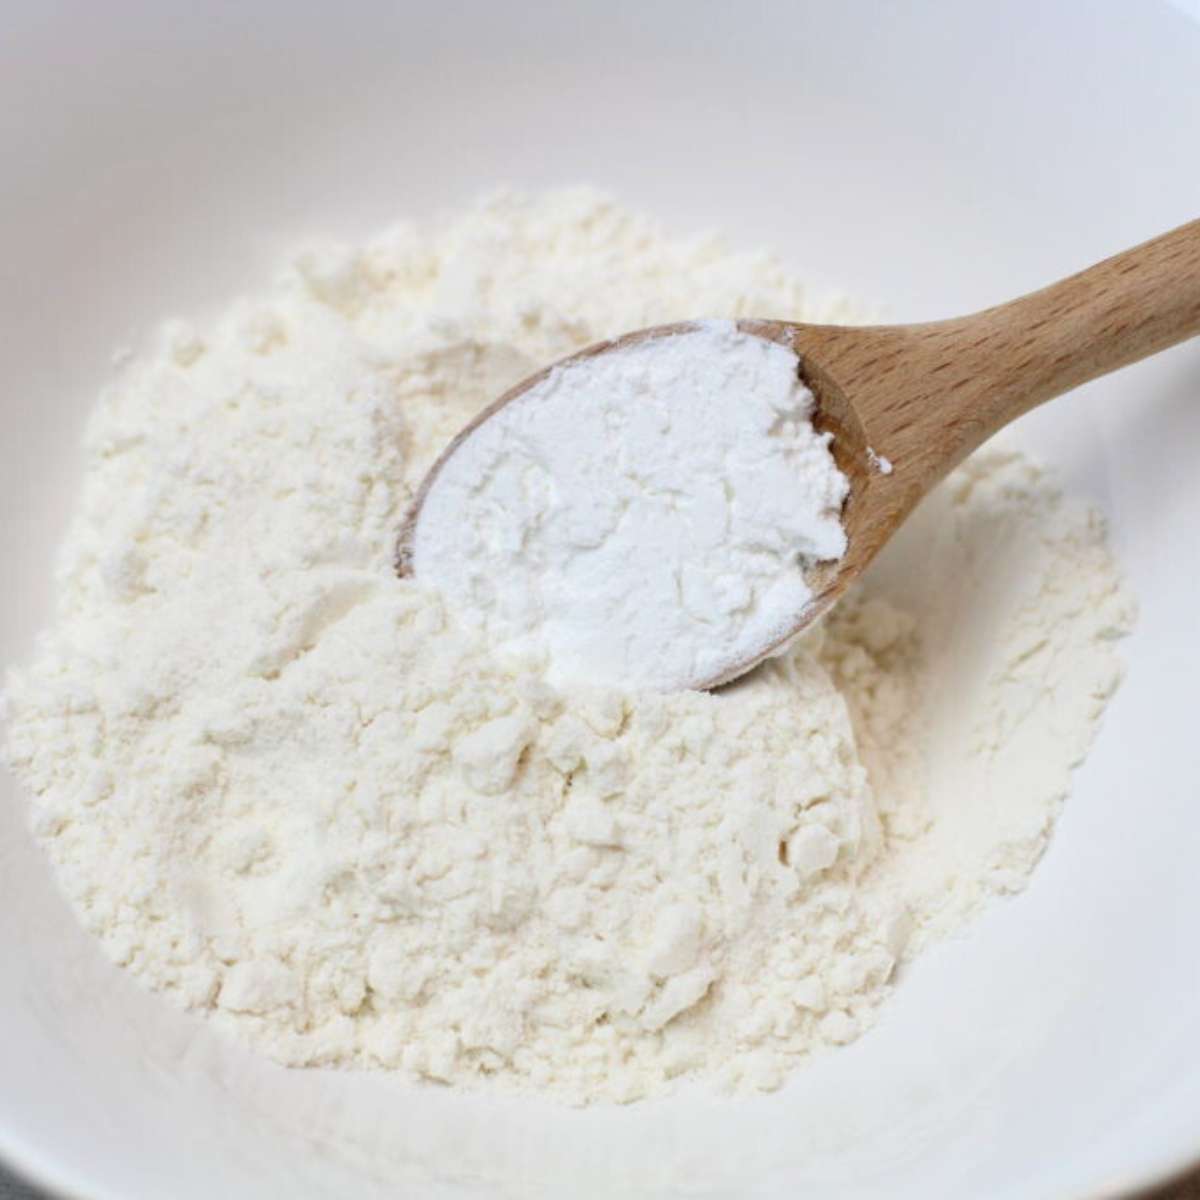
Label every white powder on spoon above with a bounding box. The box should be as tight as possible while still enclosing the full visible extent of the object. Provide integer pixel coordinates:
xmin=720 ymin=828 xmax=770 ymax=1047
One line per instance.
xmin=1 ymin=190 xmax=1135 ymax=1104
xmin=410 ymin=320 xmax=848 ymax=691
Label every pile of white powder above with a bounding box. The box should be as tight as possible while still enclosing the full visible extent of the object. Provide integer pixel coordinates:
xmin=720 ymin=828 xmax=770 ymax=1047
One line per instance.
xmin=1 ymin=190 xmax=1136 ymax=1104
xmin=410 ymin=320 xmax=848 ymax=691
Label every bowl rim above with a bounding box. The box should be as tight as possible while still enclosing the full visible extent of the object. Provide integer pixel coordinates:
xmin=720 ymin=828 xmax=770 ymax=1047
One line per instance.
xmin=2 ymin=1128 xmax=1200 ymax=1195
xmin=3 ymin=1 xmax=1199 ymax=1196
xmin=3 ymin=1120 xmax=1200 ymax=1200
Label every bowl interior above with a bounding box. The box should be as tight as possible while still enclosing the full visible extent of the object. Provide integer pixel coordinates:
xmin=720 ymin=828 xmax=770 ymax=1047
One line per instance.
xmin=2 ymin=2 xmax=1200 ymax=1197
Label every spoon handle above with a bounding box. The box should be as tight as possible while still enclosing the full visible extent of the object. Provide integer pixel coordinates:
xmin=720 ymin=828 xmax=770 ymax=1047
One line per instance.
xmin=953 ymin=216 xmax=1200 ymax=424
xmin=795 ymin=218 xmax=1200 ymax=488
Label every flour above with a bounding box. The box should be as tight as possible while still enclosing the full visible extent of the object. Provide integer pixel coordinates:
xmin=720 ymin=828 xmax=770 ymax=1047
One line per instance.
xmin=410 ymin=321 xmax=847 ymax=691
xmin=838 ymin=449 xmax=1137 ymax=937
xmin=2 ymin=190 xmax=1135 ymax=1104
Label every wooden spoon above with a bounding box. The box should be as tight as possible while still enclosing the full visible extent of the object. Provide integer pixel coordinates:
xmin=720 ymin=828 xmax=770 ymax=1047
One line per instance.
xmin=398 ymin=218 xmax=1200 ymax=689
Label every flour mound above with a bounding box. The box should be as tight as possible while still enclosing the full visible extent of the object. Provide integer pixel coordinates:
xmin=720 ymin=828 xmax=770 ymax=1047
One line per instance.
xmin=2 ymin=191 xmax=1134 ymax=1103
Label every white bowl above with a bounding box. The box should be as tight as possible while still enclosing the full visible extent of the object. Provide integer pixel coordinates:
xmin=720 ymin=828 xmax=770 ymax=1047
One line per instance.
xmin=3 ymin=3 xmax=1199 ymax=1197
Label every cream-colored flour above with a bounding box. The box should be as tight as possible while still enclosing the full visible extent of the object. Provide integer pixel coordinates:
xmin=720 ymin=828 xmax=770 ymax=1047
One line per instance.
xmin=1 ymin=190 xmax=1134 ymax=1103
